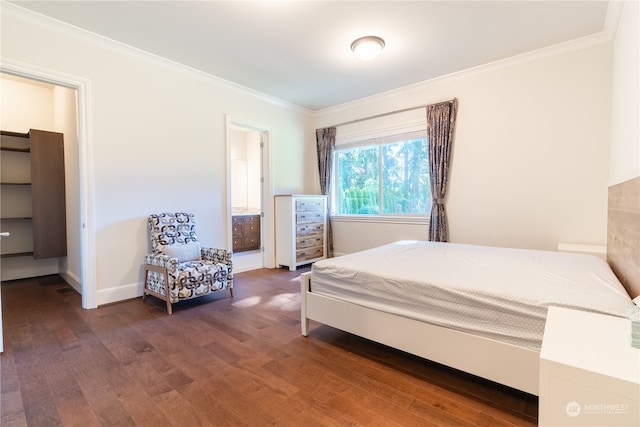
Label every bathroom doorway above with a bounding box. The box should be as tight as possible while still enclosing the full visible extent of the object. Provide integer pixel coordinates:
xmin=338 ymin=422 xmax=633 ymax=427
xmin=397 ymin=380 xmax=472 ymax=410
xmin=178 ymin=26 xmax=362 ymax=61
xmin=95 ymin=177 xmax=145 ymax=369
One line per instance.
xmin=226 ymin=116 xmax=274 ymax=271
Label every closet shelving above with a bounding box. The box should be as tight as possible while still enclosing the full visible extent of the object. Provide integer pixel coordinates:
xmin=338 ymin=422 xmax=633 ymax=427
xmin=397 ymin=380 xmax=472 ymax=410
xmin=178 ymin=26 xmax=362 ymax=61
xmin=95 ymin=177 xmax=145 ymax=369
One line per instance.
xmin=0 ymin=129 xmax=67 ymax=259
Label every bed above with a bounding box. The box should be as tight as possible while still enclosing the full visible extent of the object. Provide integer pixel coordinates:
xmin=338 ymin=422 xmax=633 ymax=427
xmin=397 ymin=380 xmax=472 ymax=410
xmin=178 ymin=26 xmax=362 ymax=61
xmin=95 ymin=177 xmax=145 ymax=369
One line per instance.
xmin=300 ymin=177 xmax=640 ymax=397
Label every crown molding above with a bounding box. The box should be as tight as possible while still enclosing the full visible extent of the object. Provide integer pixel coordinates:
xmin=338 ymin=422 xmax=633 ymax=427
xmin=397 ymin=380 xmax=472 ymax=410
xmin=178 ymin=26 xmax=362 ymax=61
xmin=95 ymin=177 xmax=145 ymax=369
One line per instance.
xmin=1 ymin=2 xmax=312 ymax=117
xmin=319 ymin=32 xmax=612 ymax=118
xmin=603 ymin=0 xmax=625 ymax=40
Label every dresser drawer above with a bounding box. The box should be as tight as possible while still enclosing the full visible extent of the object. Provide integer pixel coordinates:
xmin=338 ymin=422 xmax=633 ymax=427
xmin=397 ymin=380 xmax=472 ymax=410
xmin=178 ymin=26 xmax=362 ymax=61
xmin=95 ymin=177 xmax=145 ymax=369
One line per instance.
xmin=242 ymin=222 xmax=260 ymax=236
xmin=242 ymin=236 xmax=260 ymax=248
xmin=232 ymin=236 xmax=243 ymax=249
xmin=296 ymin=235 xmax=323 ymax=249
xmin=296 ymin=211 xmax=324 ymax=224
xmin=232 ymin=223 xmax=243 ymax=235
xmin=295 ymin=245 xmax=323 ymax=262
xmin=296 ymin=223 xmax=324 ymax=237
xmin=295 ymin=198 xmax=324 ymax=211
xmin=233 ymin=236 xmax=260 ymax=252
xmin=243 ymin=215 xmax=260 ymax=225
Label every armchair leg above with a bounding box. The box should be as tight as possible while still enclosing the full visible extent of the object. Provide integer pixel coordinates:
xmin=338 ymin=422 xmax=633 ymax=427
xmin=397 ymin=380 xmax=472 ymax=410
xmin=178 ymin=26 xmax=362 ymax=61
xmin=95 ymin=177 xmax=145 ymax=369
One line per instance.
xmin=163 ymin=269 xmax=172 ymax=314
xmin=143 ymin=266 xmax=150 ymax=303
xmin=143 ymin=264 xmax=173 ymax=315
xmin=166 ymin=300 xmax=173 ymax=315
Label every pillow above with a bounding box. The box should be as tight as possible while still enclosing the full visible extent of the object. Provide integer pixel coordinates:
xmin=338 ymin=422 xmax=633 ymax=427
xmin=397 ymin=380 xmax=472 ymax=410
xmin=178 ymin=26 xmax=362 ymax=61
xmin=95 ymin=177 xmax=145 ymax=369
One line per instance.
xmin=164 ymin=242 xmax=202 ymax=262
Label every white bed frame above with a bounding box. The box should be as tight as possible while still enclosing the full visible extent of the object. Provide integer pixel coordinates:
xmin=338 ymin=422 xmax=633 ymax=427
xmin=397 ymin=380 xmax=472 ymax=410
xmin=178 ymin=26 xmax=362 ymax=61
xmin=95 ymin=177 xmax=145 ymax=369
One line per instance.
xmin=300 ymin=272 xmax=540 ymax=396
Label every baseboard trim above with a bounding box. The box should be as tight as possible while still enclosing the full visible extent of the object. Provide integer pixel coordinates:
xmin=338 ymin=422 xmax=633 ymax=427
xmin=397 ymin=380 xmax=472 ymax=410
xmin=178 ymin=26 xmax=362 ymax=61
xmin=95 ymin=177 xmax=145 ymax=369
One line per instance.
xmin=60 ymin=270 xmax=82 ymax=294
xmin=233 ymin=263 xmax=264 ymax=273
xmin=97 ymin=282 xmax=141 ymax=306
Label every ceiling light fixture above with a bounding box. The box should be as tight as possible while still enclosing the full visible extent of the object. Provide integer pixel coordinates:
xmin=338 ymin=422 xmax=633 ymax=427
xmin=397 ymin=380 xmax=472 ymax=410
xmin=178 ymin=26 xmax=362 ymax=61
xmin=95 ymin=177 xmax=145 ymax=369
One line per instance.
xmin=351 ymin=36 xmax=385 ymax=61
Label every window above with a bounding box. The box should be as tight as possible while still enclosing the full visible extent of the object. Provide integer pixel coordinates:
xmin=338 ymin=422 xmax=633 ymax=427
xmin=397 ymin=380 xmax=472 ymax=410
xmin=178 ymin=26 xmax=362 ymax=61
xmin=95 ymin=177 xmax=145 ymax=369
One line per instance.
xmin=333 ymin=130 xmax=430 ymax=216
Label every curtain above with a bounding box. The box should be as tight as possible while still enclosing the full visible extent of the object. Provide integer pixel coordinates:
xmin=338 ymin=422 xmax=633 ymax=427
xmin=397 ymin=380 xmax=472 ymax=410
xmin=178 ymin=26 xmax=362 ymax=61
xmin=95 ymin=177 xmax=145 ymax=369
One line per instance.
xmin=316 ymin=127 xmax=336 ymax=257
xmin=427 ymin=99 xmax=458 ymax=242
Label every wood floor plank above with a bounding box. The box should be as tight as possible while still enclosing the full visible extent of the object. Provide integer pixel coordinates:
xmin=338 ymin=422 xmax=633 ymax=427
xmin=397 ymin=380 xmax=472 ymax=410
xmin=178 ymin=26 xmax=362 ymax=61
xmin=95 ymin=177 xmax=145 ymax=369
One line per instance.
xmin=0 ymin=412 xmax=28 ymax=427
xmin=0 ymin=347 xmax=25 ymax=421
xmin=1 ymin=268 xmax=538 ymax=426
xmin=152 ymin=389 xmax=217 ymax=427
xmin=37 ymin=344 xmax=100 ymax=427
xmin=12 ymin=342 xmax=62 ymax=426
xmin=178 ymin=379 xmax=250 ymax=426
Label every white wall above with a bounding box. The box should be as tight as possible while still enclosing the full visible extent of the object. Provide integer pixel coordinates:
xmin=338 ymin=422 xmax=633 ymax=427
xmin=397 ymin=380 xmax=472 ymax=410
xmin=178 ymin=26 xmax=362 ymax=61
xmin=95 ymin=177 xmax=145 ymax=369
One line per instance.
xmin=0 ymin=76 xmax=54 ymax=130
xmin=231 ymin=129 xmax=249 ymax=210
xmin=316 ymin=41 xmax=613 ymax=253
xmin=609 ymin=0 xmax=639 ymax=185
xmin=53 ymin=85 xmax=83 ymax=291
xmin=1 ymin=5 xmax=314 ymax=304
xmin=230 ymin=128 xmax=261 ymax=212
xmin=246 ymin=131 xmax=262 ymax=211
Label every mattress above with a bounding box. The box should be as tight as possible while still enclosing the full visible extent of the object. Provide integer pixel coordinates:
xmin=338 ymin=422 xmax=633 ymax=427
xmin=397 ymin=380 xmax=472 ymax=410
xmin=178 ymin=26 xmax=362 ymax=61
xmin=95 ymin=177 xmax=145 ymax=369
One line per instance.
xmin=309 ymin=240 xmax=634 ymax=351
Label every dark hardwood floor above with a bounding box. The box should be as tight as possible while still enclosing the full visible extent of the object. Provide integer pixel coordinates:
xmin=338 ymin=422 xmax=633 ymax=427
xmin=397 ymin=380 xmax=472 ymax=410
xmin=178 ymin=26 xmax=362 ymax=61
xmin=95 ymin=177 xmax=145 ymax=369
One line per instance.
xmin=1 ymin=267 xmax=538 ymax=426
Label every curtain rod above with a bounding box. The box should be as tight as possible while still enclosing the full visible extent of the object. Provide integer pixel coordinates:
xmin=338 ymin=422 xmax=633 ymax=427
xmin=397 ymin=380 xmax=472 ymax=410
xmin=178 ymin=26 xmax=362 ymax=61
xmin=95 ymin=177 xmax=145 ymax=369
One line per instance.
xmin=324 ymin=98 xmax=457 ymax=129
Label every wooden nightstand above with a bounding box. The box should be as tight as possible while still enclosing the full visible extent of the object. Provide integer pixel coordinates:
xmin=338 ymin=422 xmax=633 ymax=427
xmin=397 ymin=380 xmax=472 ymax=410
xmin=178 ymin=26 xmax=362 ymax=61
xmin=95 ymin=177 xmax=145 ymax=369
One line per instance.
xmin=539 ymin=306 xmax=639 ymax=426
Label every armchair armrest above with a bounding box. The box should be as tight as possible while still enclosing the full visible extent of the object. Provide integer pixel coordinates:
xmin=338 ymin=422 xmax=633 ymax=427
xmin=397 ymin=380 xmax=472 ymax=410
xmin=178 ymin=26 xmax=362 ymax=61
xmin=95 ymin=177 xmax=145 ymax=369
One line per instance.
xmin=201 ymin=247 xmax=233 ymax=284
xmin=201 ymin=247 xmax=232 ymax=265
xmin=144 ymin=253 xmax=179 ymax=272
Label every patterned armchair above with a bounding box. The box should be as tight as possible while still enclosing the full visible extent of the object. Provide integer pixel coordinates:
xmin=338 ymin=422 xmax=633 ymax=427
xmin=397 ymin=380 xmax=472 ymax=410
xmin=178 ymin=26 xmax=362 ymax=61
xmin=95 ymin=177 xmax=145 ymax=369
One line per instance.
xmin=143 ymin=212 xmax=233 ymax=314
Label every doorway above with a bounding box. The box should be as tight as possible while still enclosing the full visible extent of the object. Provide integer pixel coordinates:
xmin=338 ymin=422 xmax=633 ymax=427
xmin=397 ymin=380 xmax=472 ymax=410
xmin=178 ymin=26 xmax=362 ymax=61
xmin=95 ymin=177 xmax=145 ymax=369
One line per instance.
xmin=0 ymin=75 xmax=78 ymax=282
xmin=226 ymin=116 xmax=275 ymax=271
xmin=0 ymin=62 xmax=96 ymax=352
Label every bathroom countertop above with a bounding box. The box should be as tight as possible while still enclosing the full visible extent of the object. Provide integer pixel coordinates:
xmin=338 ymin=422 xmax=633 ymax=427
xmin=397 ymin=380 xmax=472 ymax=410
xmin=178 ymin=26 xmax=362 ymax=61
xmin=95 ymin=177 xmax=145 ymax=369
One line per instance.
xmin=232 ymin=211 xmax=260 ymax=216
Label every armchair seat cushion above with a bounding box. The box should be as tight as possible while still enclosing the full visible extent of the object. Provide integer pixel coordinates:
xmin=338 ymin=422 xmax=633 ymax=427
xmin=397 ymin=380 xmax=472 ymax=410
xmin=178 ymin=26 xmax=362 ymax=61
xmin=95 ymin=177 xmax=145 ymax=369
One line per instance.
xmin=176 ymin=261 xmax=229 ymax=300
xmin=145 ymin=259 xmax=229 ymax=303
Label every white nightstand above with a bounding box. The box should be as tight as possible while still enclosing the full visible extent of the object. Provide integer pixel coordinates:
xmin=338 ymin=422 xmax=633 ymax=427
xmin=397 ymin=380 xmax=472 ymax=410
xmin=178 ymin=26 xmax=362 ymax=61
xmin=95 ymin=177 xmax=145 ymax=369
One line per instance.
xmin=539 ymin=306 xmax=639 ymax=426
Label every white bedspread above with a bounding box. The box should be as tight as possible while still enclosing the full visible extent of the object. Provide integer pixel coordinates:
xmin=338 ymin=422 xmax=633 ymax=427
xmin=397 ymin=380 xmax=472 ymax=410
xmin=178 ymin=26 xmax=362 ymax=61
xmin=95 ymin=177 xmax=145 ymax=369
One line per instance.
xmin=310 ymin=241 xmax=633 ymax=351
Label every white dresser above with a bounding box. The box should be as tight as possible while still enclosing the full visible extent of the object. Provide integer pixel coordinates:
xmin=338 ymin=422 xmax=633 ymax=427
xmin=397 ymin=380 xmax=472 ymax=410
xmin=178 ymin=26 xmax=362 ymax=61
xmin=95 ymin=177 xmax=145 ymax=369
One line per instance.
xmin=275 ymin=195 xmax=327 ymax=271
xmin=539 ymin=306 xmax=639 ymax=426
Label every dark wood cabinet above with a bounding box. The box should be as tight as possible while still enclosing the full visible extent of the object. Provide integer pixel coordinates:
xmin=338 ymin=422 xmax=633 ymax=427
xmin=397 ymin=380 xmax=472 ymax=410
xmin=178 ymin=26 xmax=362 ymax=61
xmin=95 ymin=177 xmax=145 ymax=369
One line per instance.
xmin=0 ymin=129 xmax=67 ymax=259
xmin=232 ymin=215 xmax=260 ymax=252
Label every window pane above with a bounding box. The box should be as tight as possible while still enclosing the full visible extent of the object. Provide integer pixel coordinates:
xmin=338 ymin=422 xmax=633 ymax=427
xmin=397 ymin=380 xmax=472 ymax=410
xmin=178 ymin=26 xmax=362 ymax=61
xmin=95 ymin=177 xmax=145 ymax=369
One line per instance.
xmin=334 ymin=134 xmax=430 ymax=216
xmin=380 ymin=138 xmax=430 ymax=214
xmin=336 ymin=146 xmax=379 ymax=214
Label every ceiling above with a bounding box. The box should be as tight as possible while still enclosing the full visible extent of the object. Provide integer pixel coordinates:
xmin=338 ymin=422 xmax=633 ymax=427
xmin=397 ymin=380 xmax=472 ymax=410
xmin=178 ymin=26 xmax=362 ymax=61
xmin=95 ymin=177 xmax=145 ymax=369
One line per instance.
xmin=9 ymin=1 xmax=611 ymax=111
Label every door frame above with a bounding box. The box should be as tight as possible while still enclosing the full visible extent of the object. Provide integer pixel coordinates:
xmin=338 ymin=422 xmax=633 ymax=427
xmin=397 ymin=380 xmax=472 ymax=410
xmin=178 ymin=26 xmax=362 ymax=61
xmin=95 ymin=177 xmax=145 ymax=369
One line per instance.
xmin=225 ymin=115 xmax=275 ymax=269
xmin=1 ymin=59 xmax=97 ymax=310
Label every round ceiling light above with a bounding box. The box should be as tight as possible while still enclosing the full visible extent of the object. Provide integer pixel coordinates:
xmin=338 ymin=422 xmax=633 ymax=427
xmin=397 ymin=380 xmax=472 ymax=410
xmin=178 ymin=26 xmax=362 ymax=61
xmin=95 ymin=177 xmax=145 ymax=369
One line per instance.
xmin=350 ymin=36 xmax=385 ymax=61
